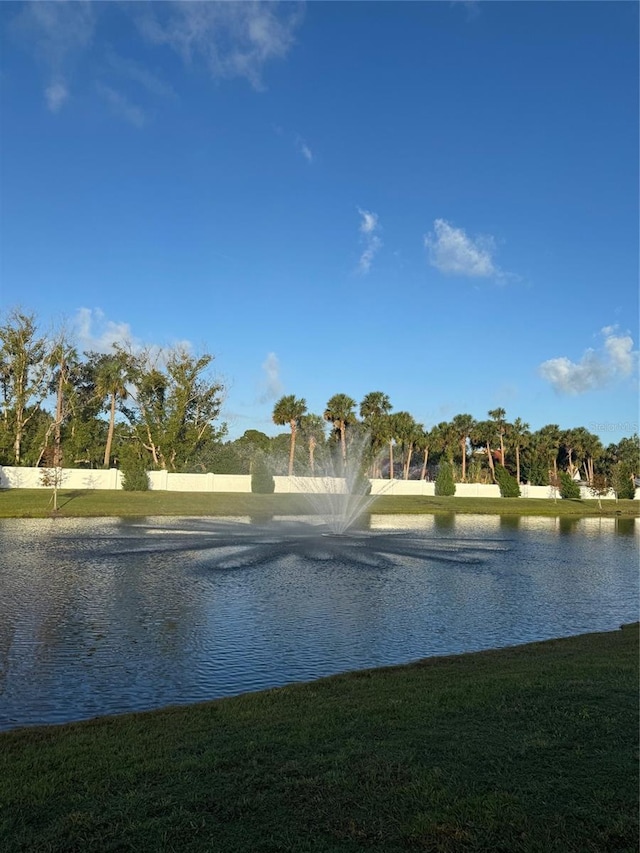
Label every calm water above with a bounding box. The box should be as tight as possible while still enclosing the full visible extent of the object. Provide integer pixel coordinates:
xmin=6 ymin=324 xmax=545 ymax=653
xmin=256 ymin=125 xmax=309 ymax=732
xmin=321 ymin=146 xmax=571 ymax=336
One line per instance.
xmin=0 ymin=514 xmax=637 ymax=731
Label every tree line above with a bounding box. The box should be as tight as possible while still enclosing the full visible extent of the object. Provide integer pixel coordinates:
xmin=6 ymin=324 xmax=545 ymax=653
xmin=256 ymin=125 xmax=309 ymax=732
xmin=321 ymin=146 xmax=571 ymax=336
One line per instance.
xmin=267 ymin=392 xmax=638 ymax=499
xmin=0 ymin=309 xmax=225 ymax=474
xmin=0 ymin=309 xmax=637 ymax=496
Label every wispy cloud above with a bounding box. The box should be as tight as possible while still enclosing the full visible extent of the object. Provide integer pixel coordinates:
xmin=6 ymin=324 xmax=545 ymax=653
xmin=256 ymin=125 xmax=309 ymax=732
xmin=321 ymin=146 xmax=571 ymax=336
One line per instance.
xmin=539 ymin=326 xmax=638 ymax=395
xmin=295 ymin=135 xmax=313 ymax=163
xmin=12 ymin=0 xmax=95 ymax=112
xmin=97 ymin=84 xmax=146 ymax=128
xmin=259 ymin=352 xmax=283 ymax=403
xmin=136 ymin=1 xmax=303 ymax=90
xmin=357 ymin=208 xmax=382 ymax=274
xmin=424 ymin=218 xmax=502 ymax=279
xmin=10 ymin=1 xmax=301 ymax=121
xmin=105 ymin=49 xmax=175 ymax=99
xmin=44 ymin=80 xmax=69 ymax=113
xmin=75 ymin=308 xmax=139 ymax=354
xmin=74 ymin=308 xmax=195 ymax=362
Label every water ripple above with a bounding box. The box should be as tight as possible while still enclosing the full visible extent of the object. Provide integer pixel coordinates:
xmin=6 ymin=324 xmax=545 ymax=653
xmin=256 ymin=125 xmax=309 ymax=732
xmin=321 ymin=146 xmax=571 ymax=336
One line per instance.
xmin=0 ymin=515 xmax=637 ymax=730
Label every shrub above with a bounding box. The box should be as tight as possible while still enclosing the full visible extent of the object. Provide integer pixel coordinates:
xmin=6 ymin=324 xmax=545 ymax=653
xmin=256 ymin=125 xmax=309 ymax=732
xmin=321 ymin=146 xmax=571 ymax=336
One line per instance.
xmin=494 ymin=465 xmax=521 ymax=498
xmin=435 ymin=462 xmax=456 ymax=496
xmin=559 ymin=471 xmax=581 ymax=500
xmin=121 ymin=451 xmax=149 ymax=491
xmin=251 ymin=459 xmax=275 ymax=493
xmin=589 ymin=473 xmax=610 ymax=509
xmin=611 ymin=462 xmax=635 ymax=500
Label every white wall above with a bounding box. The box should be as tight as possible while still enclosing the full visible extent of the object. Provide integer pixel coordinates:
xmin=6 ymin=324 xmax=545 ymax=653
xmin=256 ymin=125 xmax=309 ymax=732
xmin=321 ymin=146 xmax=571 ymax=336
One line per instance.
xmin=0 ymin=466 xmax=122 ymax=490
xmin=0 ymin=465 xmax=637 ymax=499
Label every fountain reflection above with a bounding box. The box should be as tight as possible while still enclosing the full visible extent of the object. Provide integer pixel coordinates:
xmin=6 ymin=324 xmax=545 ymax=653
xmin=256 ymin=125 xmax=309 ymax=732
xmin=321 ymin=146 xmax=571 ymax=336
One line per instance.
xmin=0 ymin=514 xmax=637 ymax=731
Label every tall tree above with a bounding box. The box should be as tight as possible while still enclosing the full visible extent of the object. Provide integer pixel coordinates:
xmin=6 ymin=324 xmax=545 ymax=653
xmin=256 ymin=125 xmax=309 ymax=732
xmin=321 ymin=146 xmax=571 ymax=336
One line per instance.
xmin=434 ymin=421 xmax=458 ymax=466
xmin=298 ymin=413 xmax=325 ymax=476
xmin=415 ymin=426 xmax=433 ymax=481
xmin=391 ymin=411 xmax=420 ymax=479
xmin=559 ymin=427 xmax=586 ymax=478
xmin=37 ymin=331 xmax=78 ymax=468
xmin=534 ymin=424 xmax=562 ymax=479
xmin=125 ymin=346 xmax=226 ymax=471
xmin=471 ymin=420 xmax=497 ymax=481
xmin=579 ymin=429 xmax=603 ymax=485
xmin=488 ymin=408 xmax=508 ymax=467
xmin=65 ymin=355 xmax=110 ymax=468
xmin=324 ymin=393 xmax=357 ymax=468
xmin=451 ymin=413 xmax=476 ymax=482
xmin=93 ymin=350 xmax=131 ymax=468
xmin=509 ymin=417 xmax=530 ymax=485
xmin=272 ymin=394 xmax=307 ymax=476
xmin=359 ymin=391 xmax=392 ymax=477
xmin=0 ymin=309 xmax=49 ymax=464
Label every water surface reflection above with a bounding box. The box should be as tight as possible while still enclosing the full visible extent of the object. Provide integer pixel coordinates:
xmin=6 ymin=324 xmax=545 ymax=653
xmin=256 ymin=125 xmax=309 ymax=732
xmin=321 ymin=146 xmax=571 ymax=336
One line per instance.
xmin=0 ymin=514 xmax=637 ymax=730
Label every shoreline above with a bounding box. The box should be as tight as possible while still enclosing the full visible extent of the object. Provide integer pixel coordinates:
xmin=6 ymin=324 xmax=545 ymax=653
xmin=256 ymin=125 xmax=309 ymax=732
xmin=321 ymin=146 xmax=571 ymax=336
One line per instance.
xmin=1 ymin=489 xmax=638 ymax=519
xmin=2 ymin=624 xmax=638 ymax=852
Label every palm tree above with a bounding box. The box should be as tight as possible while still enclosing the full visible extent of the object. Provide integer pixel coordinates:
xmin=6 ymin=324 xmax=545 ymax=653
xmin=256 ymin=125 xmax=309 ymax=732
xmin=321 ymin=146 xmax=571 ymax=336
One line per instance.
xmin=471 ymin=419 xmax=497 ymax=481
xmin=324 ymin=393 xmax=357 ymax=468
xmin=415 ymin=426 xmax=433 ymax=480
xmin=560 ymin=427 xmax=584 ymax=479
xmin=95 ymin=352 xmax=130 ymax=468
xmin=535 ymin=423 xmax=562 ymax=479
xmin=488 ymin=408 xmax=508 ymax=467
xmin=435 ymin=421 xmax=458 ymax=466
xmin=451 ymin=413 xmax=476 ymax=482
xmin=298 ymin=413 xmax=325 ymax=475
xmin=359 ymin=391 xmax=391 ymax=422
xmin=509 ymin=417 xmax=530 ymax=484
xmin=580 ymin=429 xmax=603 ymax=485
xmin=359 ymin=391 xmax=392 ymax=477
xmin=391 ymin=411 xmax=420 ymax=479
xmin=272 ymin=394 xmax=307 ymax=476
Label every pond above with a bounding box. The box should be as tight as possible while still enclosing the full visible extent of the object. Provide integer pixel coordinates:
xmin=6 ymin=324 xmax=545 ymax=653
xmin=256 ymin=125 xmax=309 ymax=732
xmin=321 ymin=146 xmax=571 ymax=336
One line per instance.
xmin=0 ymin=514 xmax=637 ymax=731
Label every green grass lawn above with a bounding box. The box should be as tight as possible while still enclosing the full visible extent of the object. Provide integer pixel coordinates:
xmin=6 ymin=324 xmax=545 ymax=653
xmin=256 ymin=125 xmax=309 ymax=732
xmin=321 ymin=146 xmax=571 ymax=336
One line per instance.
xmin=0 ymin=488 xmax=638 ymax=518
xmin=1 ymin=625 xmax=637 ymax=852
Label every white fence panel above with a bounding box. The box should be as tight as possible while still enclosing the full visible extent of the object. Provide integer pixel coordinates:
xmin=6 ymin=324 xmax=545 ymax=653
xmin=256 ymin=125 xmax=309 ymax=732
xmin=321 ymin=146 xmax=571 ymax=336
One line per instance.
xmin=454 ymin=483 xmax=501 ymax=498
xmin=212 ymin=475 xmax=252 ymax=493
xmin=0 ymin=466 xmax=638 ymax=499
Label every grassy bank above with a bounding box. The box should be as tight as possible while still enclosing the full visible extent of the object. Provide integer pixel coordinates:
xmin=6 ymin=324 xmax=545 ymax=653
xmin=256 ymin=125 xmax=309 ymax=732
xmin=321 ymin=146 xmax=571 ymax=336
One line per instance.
xmin=0 ymin=488 xmax=638 ymax=518
xmin=1 ymin=625 xmax=637 ymax=852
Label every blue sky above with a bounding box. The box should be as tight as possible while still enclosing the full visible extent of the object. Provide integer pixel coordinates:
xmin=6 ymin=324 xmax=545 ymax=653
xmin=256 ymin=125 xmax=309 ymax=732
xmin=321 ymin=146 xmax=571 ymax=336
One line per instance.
xmin=1 ymin=1 xmax=638 ymax=443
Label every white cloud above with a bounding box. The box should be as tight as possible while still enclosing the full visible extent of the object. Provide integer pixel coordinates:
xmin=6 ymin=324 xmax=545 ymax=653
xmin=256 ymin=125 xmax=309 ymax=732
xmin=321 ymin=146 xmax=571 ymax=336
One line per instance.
xmin=358 ymin=235 xmax=382 ymax=275
xmin=12 ymin=0 xmax=95 ymax=112
xmin=358 ymin=209 xmax=378 ymax=235
xmin=538 ymin=351 xmax=610 ymax=395
xmin=75 ymin=308 xmax=139 ymax=354
xmin=136 ymin=1 xmax=303 ymax=90
xmin=259 ymin=352 xmax=283 ymax=403
xmin=44 ymin=80 xmax=68 ymax=112
xmin=295 ymin=136 xmax=313 ymax=163
xmin=539 ymin=326 xmax=638 ymax=395
xmin=604 ymin=330 xmax=635 ymax=376
xmin=357 ymin=208 xmax=382 ymax=274
xmin=97 ymin=84 xmax=146 ymax=128
xmin=10 ymin=1 xmax=300 ymax=122
xmin=425 ymin=218 xmax=500 ymax=278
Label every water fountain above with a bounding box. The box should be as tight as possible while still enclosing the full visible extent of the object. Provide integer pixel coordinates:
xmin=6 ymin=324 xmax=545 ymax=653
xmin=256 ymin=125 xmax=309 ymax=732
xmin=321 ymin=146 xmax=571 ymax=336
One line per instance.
xmin=290 ymin=432 xmax=391 ymax=534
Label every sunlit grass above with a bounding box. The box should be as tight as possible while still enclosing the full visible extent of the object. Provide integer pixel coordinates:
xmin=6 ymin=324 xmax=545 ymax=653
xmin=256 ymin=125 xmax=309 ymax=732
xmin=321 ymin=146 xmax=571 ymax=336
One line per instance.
xmin=0 ymin=488 xmax=637 ymax=518
xmin=1 ymin=625 xmax=637 ymax=852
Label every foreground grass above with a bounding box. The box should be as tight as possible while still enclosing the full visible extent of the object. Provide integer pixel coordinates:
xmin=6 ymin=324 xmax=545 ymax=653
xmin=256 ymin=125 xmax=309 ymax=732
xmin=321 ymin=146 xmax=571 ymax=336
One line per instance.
xmin=1 ymin=626 xmax=637 ymax=853
xmin=0 ymin=488 xmax=638 ymax=519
